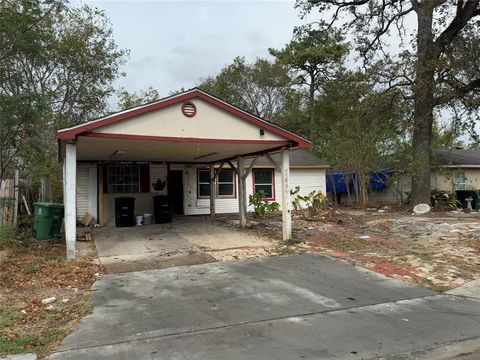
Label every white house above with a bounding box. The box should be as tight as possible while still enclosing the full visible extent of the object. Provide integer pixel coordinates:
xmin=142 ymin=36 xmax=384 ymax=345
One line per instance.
xmin=57 ymin=88 xmax=327 ymax=259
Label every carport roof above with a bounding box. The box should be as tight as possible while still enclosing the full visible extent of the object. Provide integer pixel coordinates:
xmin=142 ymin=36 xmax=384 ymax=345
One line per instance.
xmin=56 ymin=88 xmax=311 ymax=150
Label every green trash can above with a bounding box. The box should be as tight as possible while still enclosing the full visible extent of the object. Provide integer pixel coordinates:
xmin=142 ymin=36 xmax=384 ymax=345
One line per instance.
xmin=33 ymin=202 xmax=65 ymax=240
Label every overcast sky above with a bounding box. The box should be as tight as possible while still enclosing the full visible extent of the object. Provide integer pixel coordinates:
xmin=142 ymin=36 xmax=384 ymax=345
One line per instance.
xmin=75 ymin=1 xmax=309 ymax=98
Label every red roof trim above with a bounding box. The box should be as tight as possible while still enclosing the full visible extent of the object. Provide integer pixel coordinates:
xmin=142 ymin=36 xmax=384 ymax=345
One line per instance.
xmin=56 ymin=89 xmax=311 ymax=149
xmin=81 ymin=132 xmax=291 ymax=146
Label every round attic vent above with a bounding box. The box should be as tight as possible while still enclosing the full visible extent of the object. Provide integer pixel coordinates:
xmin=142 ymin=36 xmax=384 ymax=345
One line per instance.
xmin=181 ymin=102 xmax=196 ymax=117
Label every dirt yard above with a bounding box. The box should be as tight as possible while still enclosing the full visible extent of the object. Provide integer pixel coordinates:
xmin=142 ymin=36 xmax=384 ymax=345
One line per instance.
xmin=0 ymin=239 xmax=102 ymax=357
xmin=228 ymin=209 xmax=480 ymax=292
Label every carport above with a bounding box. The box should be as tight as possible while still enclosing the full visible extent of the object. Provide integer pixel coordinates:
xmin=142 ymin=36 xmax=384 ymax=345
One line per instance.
xmin=57 ymin=88 xmax=311 ymax=259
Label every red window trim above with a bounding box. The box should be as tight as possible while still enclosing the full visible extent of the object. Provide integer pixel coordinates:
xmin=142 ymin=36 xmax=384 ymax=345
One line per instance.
xmin=197 ymin=168 xmax=237 ymax=199
xmin=252 ymin=168 xmax=275 ymax=201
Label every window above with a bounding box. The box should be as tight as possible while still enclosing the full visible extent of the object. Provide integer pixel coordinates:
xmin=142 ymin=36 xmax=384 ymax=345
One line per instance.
xmin=197 ymin=169 xmax=236 ymax=198
xmin=217 ymin=169 xmax=234 ymax=197
xmin=253 ymin=169 xmax=274 ymax=199
xmin=453 ymin=171 xmax=466 ymax=191
xmin=108 ymin=165 xmax=140 ymax=193
xmin=197 ymin=170 xmax=211 ymax=197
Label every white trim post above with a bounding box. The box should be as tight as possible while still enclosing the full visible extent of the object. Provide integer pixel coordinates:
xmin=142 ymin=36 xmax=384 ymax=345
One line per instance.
xmin=65 ymin=143 xmax=77 ymax=260
xmin=237 ymin=156 xmax=246 ymax=227
xmin=209 ymin=164 xmax=215 ymax=218
xmin=281 ymin=147 xmax=292 ymax=241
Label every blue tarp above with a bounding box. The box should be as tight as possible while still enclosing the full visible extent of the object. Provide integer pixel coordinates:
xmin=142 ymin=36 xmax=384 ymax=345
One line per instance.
xmin=369 ymin=169 xmax=390 ymax=190
xmin=326 ymin=169 xmax=391 ymax=193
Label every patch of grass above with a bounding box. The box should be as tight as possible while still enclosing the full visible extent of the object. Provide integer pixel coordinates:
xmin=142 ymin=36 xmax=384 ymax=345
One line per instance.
xmin=417 ymin=277 xmax=451 ymax=293
xmin=283 ymin=237 xmax=303 ymax=246
xmin=324 ymin=236 xmax=371 ymax=252
xmin=402 ymin=251 xmax=435 ymax=261
xmin=0 ymin=329 xmax=67 ymax=356
xmin=275 ymin=245 xmax=307 ymax=256
xmin=24 ymin=263 xmax=39 ymax=274
xmin=0 ymin=224 xmax=14 ymax=248
xmin=0 ymin=308 xmax=21 ymax=329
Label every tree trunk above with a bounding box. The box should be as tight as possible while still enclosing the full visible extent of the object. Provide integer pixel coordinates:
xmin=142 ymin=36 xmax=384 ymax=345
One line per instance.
xmin=308 ymin=71 xmax=316 ymax=139
xmin=411 ymin=4 xmax=435 ymax=206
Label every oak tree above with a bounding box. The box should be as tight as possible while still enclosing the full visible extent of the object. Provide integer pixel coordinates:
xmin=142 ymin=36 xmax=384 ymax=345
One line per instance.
xmin=297 ymin=0 xmax=480 ymax=205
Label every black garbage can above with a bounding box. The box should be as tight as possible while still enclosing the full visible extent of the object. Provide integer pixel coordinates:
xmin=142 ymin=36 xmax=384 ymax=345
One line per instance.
xmin=114 ymin=197 xmax=135 ymax=227
xmin=153 ymin=195 xmax=172 ymax=224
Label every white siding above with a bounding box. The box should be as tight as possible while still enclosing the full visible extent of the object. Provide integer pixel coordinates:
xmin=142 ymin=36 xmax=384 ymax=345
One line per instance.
xmin=150 ymin=163 xmax=168 ymax=194
xmin=287 ymin=169 xmax=327 ymax=209
xmin=184 ymin=165 xmax=239 ymax=215
xmin=95 ymin=163 xmax=328 ymax=223
xmin=184 ymin=166 xmax=326 ymax=215
xmin=76 ymin=165 xmax=89 ymax=221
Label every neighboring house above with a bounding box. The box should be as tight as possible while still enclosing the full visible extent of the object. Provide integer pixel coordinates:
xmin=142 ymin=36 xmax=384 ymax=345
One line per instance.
xmin=432 ymin=149 xmax=480 ymax=192
xmin=56 ymin=88 xmax=327 ymax=258
xmin=368 ymin=149 xmax=480 ymax=205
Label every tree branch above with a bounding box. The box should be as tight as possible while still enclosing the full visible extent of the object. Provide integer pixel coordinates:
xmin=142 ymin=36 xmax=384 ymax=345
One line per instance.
xmin=435 ymin=78 xmax=480 ymax=106
xmin=434 ymin=0 xmax=480 ymax=54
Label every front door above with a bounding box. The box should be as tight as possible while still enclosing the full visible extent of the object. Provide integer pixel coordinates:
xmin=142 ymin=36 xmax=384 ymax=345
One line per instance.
xmin=168 ymin=170 xmax=184 ymax=215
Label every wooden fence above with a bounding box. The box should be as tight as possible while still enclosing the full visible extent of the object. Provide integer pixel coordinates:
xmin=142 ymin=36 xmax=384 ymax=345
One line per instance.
xmin=0 ymin=172 xmax=52 ymax=226
xmin=0 ymin=179 xmax=18 ymax=225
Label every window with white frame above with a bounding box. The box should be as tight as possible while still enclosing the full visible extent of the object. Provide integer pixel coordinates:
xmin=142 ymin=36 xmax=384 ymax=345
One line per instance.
xmin=253 ymin=169 xmax=274 ymax=199
xmin=197 ymin=169 xmax=235 ymax=198
xmin=107 ymin=165 xmax=140 ymax=193
xmin=217 ymin=169 xmax=235 ymax=197
xmin=197 ymin=169 xmax=211 ymax=197
xmin=453 ymin=171 xmax=466 ymax=191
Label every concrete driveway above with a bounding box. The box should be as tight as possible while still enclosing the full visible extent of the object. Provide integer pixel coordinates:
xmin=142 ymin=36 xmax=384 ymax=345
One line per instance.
xmin=93 ymin=217 xmax=277 ymax=273
xmin=48 ymin=254 xmax=480 ymax=359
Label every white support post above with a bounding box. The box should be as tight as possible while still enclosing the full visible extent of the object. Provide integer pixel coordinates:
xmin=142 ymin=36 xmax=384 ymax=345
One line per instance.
xmin=281 ymin=147 xmax=292 ymax=241
xmin=209 ymin=164 xmax=215 ymax=218
xmin=65 ymin=143 xmax=77 ymax=260
xmin=237 ymin=156 xmax=246 ymax=227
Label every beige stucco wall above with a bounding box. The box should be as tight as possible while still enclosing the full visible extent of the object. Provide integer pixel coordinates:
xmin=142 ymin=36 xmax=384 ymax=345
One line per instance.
xmin=436 ymin=168 xmax=480 ymax=191
xmin=93 ymin=98 xmax=284 ymax=141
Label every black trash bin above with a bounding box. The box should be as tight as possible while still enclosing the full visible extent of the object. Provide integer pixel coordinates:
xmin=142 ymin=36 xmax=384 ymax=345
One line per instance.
xmin=153 ymin=195 xmax=172 ymax=224
xmin=114 ymin=197 xmax=135 ymax=227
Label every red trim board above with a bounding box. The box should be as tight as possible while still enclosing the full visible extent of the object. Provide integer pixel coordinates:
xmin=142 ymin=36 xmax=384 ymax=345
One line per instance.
xmin=80 ymin=132 xmax=291 ymax=146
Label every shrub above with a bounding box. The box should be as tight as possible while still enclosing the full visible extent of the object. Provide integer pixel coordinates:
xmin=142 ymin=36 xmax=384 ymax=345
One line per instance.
xmin=290 ymin=186 xmax=328 ymax=215
xmin=431 ymin=189 xmax=459 ymax=210
xmin=249 ymin=191 xmax=280 ymax=217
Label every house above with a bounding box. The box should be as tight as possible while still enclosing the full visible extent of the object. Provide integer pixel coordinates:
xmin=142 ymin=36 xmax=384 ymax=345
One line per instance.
xmin=56 ymin=88 xmax=327 ymax=259
xmin=367 ymin=149 xmax=480 ymax=205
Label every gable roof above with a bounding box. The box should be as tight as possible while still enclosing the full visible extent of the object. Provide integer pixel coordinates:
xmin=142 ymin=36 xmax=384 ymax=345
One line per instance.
xmin=433 ymin=149 xmax=480 ymax=167
xmin=56 ymin=88 xmax=311 ymax=149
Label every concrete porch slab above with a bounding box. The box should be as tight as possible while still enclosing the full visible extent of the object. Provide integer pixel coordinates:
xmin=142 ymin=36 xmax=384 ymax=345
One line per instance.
xmin=93 ymin=222 xmax=215 ymax=273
